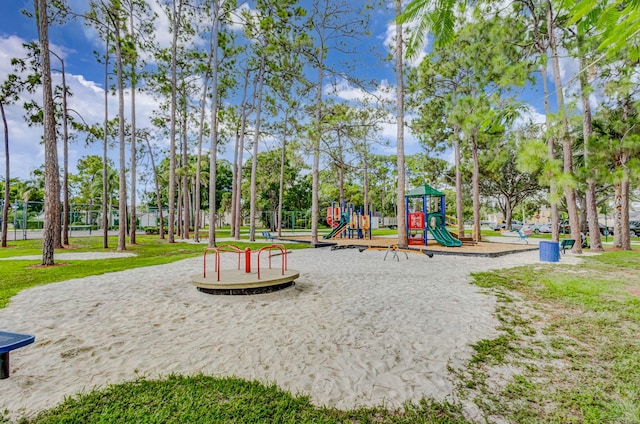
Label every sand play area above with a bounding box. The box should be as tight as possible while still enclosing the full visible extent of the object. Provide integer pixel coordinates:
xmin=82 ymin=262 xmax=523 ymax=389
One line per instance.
xmin=0 ymin=247 xmax=583 ymax=421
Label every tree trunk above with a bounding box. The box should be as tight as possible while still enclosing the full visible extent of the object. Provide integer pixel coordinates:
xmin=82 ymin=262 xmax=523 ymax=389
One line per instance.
xmin=176 ymin=182 xmax=182 ymax=237
xmin=249 ymin=50 xmax=266 ymax=242
xmin=277 ymin=110 xmax=288 ymax=237
xmin=234 ymin=69 xmax=250 ymax=240
xmin=190 ymin=176 xmax=196 ymax=231
xmin=129 ymin=9 xmax=137 ymax=245
xmin=114 ymin=15 xmax=127 ymax=252
xmin=168 ymin=0 xmax=182 ymax=244
xmin=181 ymin=86 xmax=190 ymax=240
xmin=311 ymin=60 xmax=323 ymax=246
xmin=143 ymin=135 xmax=164 ymax=239
xmin=540 ymin=65 xmax=559 ymax=242
xmin=613 ymin=182 xmax=622 ymax=248
xmin=1 ymin=103 xmax=10 ymax=248
xmin=547 ymin=0 xmax=581 ymax=253
xmin=230 ymin=128 xmax=239 ymax=238
xmin=617 ymin=95 xmax=633 ymax=250
xmin=395 ymin=0 xmax=407 ymax=248
xmin=102 ymin=38 xmax=109 ymax=249
xmin=53 ymin=175 xmax=62 ymax=249
xmin=620 ymin=173 xmax=631 ymax=250
xmin=207 ymin=91 xmax=218 ymax=245
xmin=207 ymin=0 xmax=220 ymax=247
xmin=471 ymin=137 xmax=481 ymax=241
xmin=194 ymin=26 xmax=215 ymax=244
xmin=36 ymin=0 xmax=58 ymax=265
xmin=194 ymin=63 xmax=211 ymax=244
xmin=453 ymin=126 xmax=465 ymax=239
xmin=577 ymin=33 xmax=602 ymax=250
xmin=234 ymin=125 xmax=246 ymax=239
xmin=613 ymin=152 xmax=631 ymax=251
xmin=504 ymin=201 xmax=513 ymax=231
xmin=579 ymin=195 xmax=587 ymax=231
xmin=338 ymin=166 xmax=345 ymax=205
xmin=57 ymin=54 xmax=69 ymax=247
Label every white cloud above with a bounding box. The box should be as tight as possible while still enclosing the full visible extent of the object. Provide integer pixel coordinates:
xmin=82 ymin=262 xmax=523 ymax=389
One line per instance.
xmin=545 ymin=43 xmax=616 ymax=118
xmin=515 ymin=106 xmax=546 ymax=127
xmin=325 ymin=77 xmax=423 ymax=158
xmin=382 ymin=19 xmax=427 ymax=68
xmin=149 ymin=0 xmax=174 ymax=50
xmin=0 ymin=35 xmax=29 ymax=76
xmin=77 ymin=0 xmax=173 ymax=62
xmin=228 ymin=2 xmax=253 ymax=32
xmin=545 ymin=44 xmax=583 ymax=111
xmin=0 ymin=35 xmax=166 ymax=181
xmin=326 ymin=78 xmax=395 ymax=104
xmin=1 ymin=37 xmax=45 ymax=179
xmin=375 ymin=118 xmax=423 ymax=159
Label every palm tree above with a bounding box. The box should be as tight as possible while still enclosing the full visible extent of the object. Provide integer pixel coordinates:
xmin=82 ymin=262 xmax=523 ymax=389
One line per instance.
xmin=394 ymin=0 xmax=463 ymax=248
xmin=15 ymin=180 xmax=39 ymax=204
xmin=397 ymin=0 xmax=458 ymax=58
xmin=87 ymin=176 xmax=103 ymax=228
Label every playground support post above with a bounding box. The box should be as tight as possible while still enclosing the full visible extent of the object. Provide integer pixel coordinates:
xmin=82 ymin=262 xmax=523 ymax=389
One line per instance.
xmin=22 ymin=200 xmax=27 ymax=240
xmin=405 ymin=196 xmax=409 ymax=244
xmin=245 ymin=247 xmax=251 ymax=273
xmin=12 ymin=203 xmax=17 ymax=241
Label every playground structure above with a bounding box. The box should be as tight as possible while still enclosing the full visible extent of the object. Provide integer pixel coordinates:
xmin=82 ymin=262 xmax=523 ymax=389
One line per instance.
xmin=405 ymin=184 xmax=462 ymax=247
xmin=323 ymin=202 xmax=372 ymax=240
xmin=191 ymin=244 xmax=299 ymax=295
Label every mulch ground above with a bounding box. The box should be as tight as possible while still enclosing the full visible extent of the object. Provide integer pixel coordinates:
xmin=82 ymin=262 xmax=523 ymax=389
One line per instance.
xmin=280 ymin=235 xmax=538 ymax=257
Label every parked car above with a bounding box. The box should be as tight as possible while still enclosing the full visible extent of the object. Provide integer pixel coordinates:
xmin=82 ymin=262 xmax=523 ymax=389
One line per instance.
xmin=560 ymin=220 xmax=612 ymax=236
xmin=492 ymin=220 xmax=523 ymax=231
xmin=587 ymin=222 xmax=612 ymax=236
xmin=607 ymin=223 xmax=638 ymax=238
xmin=599 ymin=223 xmax=613 ymax=236
xmin=533 ymin=223 xmax=552 ymax=234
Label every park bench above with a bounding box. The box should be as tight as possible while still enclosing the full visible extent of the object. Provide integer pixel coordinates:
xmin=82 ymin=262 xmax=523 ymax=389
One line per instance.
xmin=0 ymin=331 xmax=35 ymax=379
xmin=261 ymin=231 xmax=275 ymax=241
xmin=68 ymin=225 xmax=93 ymax=232
xmin=560 ymin=239 xmax=575 ymax=254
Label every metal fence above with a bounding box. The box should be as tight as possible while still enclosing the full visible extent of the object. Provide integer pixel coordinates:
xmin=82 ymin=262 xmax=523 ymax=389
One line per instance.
xmin=0 ymin=200 xmax=125 ymax=240
xmin=258 ymin=210 xmax=312 ymax=230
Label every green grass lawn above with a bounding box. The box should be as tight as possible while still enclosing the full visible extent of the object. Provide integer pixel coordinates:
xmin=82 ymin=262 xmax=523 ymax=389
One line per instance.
xmin=2 ymin=237 xmax=640 ymax=423
xmin=19 ymin=376 xmax=468 ymax=423
xmin=462 ymin=250 xmax=640 ymax=423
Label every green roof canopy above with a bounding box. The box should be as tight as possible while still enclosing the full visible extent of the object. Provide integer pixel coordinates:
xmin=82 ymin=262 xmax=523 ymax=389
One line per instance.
xmin=405 ymin=184 xmax=444 ymax=198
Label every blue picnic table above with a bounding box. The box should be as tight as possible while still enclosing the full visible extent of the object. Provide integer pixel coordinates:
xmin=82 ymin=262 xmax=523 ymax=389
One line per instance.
xmin=0 ymin=331 xmax=35 ymax=379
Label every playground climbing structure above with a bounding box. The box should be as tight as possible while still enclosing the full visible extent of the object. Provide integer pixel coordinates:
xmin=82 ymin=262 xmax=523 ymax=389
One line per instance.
xmin=323 ymin=202 xmax=372 ymax=240
xmin=405 ymin=184 xmax=462 ymax=247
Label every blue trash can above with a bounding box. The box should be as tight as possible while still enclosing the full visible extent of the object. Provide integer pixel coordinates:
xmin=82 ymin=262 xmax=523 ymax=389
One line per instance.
xmin=539 ymin=241 xmax=559 ymax=262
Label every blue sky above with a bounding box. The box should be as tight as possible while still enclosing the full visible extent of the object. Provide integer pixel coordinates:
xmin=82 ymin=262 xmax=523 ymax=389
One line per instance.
xmin=0 ymin=0 xmax=552 ymax=184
